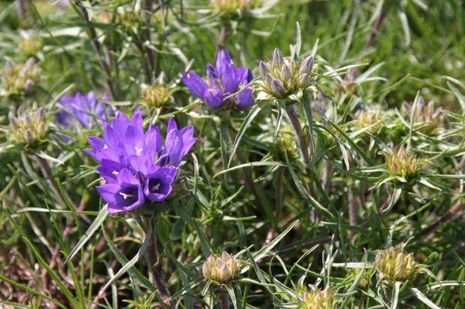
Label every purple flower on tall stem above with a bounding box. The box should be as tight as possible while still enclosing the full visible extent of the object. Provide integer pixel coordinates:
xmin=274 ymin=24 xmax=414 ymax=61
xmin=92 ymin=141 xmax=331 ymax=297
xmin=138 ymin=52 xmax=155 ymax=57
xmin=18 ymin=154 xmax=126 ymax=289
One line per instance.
xmin=87 ymin=109 xmax=197 ymax=213
xmin=56 ymin=91 xmax=115 ymax=129
xmin=182 ymin=49 xmax=254 ymax=110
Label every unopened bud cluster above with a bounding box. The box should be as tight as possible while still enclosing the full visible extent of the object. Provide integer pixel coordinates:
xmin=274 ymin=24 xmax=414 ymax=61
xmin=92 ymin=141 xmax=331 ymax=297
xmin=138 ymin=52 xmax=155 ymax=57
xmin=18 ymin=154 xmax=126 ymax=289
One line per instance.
xmin=300 ymin=288 xmax=334 ymax=309
xmin=117 ymin=8 xmax=140 ymax=30
xmin=19 ymin=38 xmax=43 ymax=56
xmin=386 ymin=147 xmax=422 ymax=178
xmin=276 ymin=125 xmax=298 ymax=158
xmin=405 ymin=97 xmax=443 ymax=134
xmin=1 ymin=59 xmax=41 ymax=96
xmin=202 ymin=251 xmax=239 ymax=284
xmin=258 ymin=48 xmax=315 ymax=99
xmin=211 ymin=0 xmax=258 ymax=13
xmin=340 ymin=79 xmax=359 ymax=95
xmin=96 ymin=10 xmax=113 ymax=24
xmin=375 ymin=246 xmax=417 ymax=282
xmin=354 ymin=107 xmax=382 ymax=132
xmin=141 ymin=84 xmax=172 ymax=108
xmin=9 ymin=108 xmax=49 ymax=146
xmin=346 ymin=267 xmax=375 ymax=288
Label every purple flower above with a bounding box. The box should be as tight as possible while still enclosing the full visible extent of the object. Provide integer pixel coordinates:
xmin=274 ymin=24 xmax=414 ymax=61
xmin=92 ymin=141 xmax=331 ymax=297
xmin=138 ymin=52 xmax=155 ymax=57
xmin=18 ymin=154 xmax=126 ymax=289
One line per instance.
xmin=87 ymin=109 xmax=197 ymax=213
xmin=97 ymin=169 xmax=144 ymax=212
xmin=182 ymin=49 xmax=254 ymax=110
xmin=56 ymin=91 xmax=115 ymax=129
xmin=144 ymin=166 xmax=177 ymax=202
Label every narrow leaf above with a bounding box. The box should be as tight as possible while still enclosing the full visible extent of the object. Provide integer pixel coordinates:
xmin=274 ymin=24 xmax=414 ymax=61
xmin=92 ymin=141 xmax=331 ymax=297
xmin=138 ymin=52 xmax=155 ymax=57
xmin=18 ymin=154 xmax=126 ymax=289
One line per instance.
xmin=66 ymin=205 xmax=108 ymax=263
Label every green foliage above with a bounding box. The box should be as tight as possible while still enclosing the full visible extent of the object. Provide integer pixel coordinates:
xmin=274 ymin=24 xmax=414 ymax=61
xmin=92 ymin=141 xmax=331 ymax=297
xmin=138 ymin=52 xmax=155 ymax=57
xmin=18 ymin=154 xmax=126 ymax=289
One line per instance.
xmin=1 ymin=0 xmax=465 ymax=308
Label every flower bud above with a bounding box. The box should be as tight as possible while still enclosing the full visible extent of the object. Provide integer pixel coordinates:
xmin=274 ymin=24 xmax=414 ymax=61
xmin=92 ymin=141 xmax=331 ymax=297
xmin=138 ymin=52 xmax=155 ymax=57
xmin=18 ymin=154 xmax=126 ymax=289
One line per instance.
xmin=281 ymin=64 xmax=292 ymax=82
xmin=117 ymin=8 xmax=140 ymax=31
xmin=341 ymin=80 xmax=359 ymax=95
xmin=345 ymin=268 xmax=375 ymax=288
xmin=299 ymin=56 xmax=314 ymax=76
xmin=211 ymin=0 xmax=259 ymax=13
xmin=258 ymin=61 xmax=269 ymax=78
xmin=19 ymin=37 xmax=43 ymax=56
xmin=257 ymin=48 xmax=316 ymax=100
xmin=9 ymin=107 xmax=49 ymax=147
xmin=272 ymin=48 xmax=284 ymax=69
xmin=1 ymin=58 xmax=41 ymax=96
xmin=141 ymin=84 xmax=172 ymax=108
xmin=270 ymin=79 xmax=286 ymax=98
xmin=301 ymin=288 xmax=335 ymax=309
xmin=404 ymin=97 xmax=442 ymax=134
xmin=96 ymin=10 xmax=113 ymax=24
xmin=386 ymin=147 xmax=423 ymax=178
xmin=276 ymin=125 xmax=298 ymax=158
xmin=354 ymin=107 xmax=382 ymax=132
xmin=202 ymin=251 xmax=239 ymax=284
xmin=375 ymin=246 xmax=417 ymax=282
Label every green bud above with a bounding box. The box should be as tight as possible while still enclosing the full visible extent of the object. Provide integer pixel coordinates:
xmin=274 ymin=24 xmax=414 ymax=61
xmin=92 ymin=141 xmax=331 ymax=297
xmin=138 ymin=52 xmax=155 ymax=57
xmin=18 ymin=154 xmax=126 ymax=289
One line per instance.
xmin=117 ymin=8 xmax=141 ymax=31
xmin=276 ymin=125 xmax=298 ymax=159
xmin=96 ymin=10 xmax=113 ymax=24
xmin=386 ymin=147 xmax=423 ymax=178
xmin=340 ymin=80 xmax=359 ymax=95
xmin=353 ymin=107 xmax=382 ymax=133
xmin=345 ymin=267 xmax=375 ymax=288
xmin=202 ymin=251 xmax=239 ymax=284
xmin=19 ymin=37 xmax=43 ymax=57
xmin=404 ymin=97 xmax=443 ymax=134
xmin=300 ymin=288 xmax=335 ymax=309
xmin=1 ymin=58 xmax=41 ymax=96
xmin=9 ymin=107 xmax=49 ymax=147
xmin=211 ymin=0 xmax=259 ymax=13
xmin=375 ymin=246 xmax=417 ymax=282
xmin=141 ymin=84 xmax=172 ymax=108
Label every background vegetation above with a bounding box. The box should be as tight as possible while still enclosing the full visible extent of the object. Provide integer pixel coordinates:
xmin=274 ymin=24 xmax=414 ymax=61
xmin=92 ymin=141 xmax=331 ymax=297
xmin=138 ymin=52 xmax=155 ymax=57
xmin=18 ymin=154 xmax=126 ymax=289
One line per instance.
xmin=1 ymin=0 xmax=465 ymax=308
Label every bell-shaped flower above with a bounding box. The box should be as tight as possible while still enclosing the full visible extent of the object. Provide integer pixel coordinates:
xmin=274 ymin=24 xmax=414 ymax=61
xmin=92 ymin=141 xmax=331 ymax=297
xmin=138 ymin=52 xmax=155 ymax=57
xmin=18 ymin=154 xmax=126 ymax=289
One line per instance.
xmin=56 ymin=91 xmax=115 ymax=129
xmin=87 ymin=109 xmax=196 ymax=213
xmin=97 ymin=168 xmax=145 ymax=213
xmin=182 ymin=49 xmax=254 ymax=110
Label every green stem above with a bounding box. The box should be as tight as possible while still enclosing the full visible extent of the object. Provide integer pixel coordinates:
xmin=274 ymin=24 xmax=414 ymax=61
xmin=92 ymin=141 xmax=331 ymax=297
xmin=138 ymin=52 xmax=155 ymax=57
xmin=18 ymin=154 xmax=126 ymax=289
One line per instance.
xmin=227 ymin=118 xmax=276 ymax=227
xmin=72 ymin=1 xmax=117 ymax=99
xmin=285 ymin=104 xmax=310 ymax=164
xmin=143 ymin=217 xmax=172 ymax=307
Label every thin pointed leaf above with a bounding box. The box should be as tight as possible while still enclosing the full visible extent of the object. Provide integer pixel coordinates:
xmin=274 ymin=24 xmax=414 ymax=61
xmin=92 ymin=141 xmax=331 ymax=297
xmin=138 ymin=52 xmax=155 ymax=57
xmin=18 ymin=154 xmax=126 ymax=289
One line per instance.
xmin=228 ymin=105 xmax=262 ymax=167
xmin=66 ymin=205 xmax=108 ymax=263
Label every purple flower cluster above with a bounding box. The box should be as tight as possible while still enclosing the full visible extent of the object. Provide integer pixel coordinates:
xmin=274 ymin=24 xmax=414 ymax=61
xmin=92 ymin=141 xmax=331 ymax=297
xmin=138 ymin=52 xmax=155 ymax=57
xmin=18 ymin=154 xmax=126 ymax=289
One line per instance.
xmin=182 ymin=49 xmax=254 ymax=110
xmin=56 ymin=91 xmax=115 ymax=129
xmin=86 ymin=109 xmax=196 ymax=213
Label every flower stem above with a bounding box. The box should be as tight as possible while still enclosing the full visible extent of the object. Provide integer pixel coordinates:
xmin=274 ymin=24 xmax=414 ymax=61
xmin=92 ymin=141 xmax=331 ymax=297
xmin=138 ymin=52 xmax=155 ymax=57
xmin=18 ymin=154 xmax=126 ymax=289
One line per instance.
xmin=285 ymin=104 xmax=310 ymax=164
xmin=16 ymin=0 xmax=26 ymax=22
xmin=72 ymin=1 xmax=117 ymax=99
xmin=144 ymin=217 xmax=172 ymax=307
xmin=221 ymin=291 xmax=229 ymax=309
xmin=218 ymin=24 xmax=231 ymax=49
